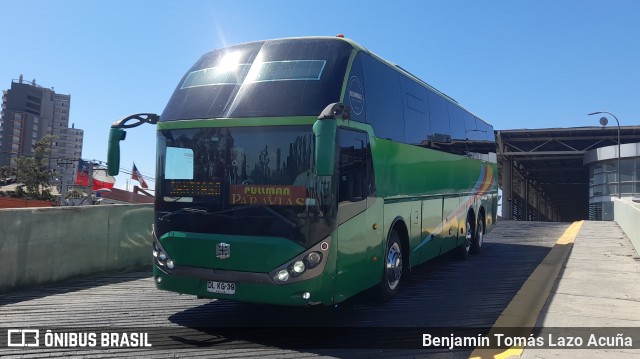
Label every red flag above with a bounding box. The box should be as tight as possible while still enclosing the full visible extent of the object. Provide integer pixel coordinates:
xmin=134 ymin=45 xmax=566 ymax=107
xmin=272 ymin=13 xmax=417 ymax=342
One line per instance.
xmin=92 ymin=168 xmax=115 ymax=190
xmin=75 ymin=159 xmax=90 ymax=186
xmin=132 ymin=162 xmax=148 ymax=188
xmin=75 ymin=159 xmax=115 ymax=190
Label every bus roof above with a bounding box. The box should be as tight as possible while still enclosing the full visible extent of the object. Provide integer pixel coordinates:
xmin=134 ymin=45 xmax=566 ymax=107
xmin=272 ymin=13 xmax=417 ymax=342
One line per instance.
xmin=205 ymin=36 xmax=491 ymax=128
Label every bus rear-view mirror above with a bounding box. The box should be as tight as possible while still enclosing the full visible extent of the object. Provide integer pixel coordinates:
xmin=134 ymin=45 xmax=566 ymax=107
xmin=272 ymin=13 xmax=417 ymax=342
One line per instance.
xmin=313 ymin=119 xmax=337 ymax=176
xmin=107 ymin=128 xmax=126 ymax=176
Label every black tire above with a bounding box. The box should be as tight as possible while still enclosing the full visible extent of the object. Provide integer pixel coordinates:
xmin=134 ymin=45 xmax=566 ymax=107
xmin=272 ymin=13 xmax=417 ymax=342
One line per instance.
xmin=458 ymin=213 xmax=473 ymax=259
xmin=470 ymin=215 xmax=484 ymax=255
xmin=377 ymin=230 xmax=403 ymax=302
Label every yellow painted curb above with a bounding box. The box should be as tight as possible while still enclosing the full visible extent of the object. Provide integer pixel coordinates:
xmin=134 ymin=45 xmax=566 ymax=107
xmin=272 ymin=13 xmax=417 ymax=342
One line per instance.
xmin=469 ymin=220 xmax=584 ymax=359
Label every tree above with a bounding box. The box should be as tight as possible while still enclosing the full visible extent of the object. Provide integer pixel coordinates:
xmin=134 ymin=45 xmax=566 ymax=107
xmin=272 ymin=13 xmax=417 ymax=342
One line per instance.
xmin=13 ymin=135 xmax=56 ymax=200
xmin=0 ymin=165 xmax=16 ymax=181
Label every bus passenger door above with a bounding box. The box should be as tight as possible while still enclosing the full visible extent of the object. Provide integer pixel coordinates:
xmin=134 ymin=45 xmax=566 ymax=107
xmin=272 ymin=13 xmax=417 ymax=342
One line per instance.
xmin=333 ymin=129 xmax=379 ymax=301
xmin=418 ymin=197 xmax=444 ymax=264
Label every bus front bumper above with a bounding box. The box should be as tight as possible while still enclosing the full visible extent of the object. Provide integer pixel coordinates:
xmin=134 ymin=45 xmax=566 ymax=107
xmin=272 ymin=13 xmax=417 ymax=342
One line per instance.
xmin=153 ymin=264 xmax=334 ymax=306
xmin=152 ymin=235 xmax=336 ymax=306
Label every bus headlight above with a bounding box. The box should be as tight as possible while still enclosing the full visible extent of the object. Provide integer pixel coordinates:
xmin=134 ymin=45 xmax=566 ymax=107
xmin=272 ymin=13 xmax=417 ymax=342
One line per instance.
xmin=277 ymin=269 xmax=290 ymax=282
xmin=270 ymin=236 xmax=331 ymax=285
xmin=153 ymin=239 xmax=174 ymax=272
xmin=153 ymin=242 xmax=160 ymax=258
xmin=292 ymin=261 xmax=305 ymax=274
xmin=305 ymin=252 xmax=322 ymax=268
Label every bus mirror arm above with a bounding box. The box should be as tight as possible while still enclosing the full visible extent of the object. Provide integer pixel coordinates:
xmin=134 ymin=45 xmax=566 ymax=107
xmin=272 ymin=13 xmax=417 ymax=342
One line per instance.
xmin=107 ymin=113 xmax=159 ymax=176
xmin=318 ymin=102 xmax=350 ymax=120
xmin=111 ymin=113 xmax=159 ymax=129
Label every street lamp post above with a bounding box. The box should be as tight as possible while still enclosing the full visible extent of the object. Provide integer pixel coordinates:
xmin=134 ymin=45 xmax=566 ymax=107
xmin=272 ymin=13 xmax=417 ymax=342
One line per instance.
xmin=588 ymin=111 xmax=621 ymax=199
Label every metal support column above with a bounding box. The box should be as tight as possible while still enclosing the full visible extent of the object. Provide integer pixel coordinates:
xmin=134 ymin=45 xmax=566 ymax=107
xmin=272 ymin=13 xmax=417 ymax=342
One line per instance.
xmin=502 ymin=156 xmax=513 ymax=220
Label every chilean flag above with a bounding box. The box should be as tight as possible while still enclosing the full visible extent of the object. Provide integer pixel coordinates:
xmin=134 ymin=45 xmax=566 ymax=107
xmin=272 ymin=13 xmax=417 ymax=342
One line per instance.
xmin=75 ymin=159 xmax=91 ymax=187
xmin=75 ymin=159 xmax=115 ymax=190
xmin=132 ymin=162 xmax=148 ymax=189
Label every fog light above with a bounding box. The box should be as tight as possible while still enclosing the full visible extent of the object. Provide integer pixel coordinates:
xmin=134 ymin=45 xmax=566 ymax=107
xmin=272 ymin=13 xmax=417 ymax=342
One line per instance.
xmin=292 ymin=260 xmax=305 ymax=274
xmin=277 ymin=269 xmax=289 ymax=282
xmin=305 ymin=252 xmax=322 ymax=268
xmin=155 ymin=276 xmax=162 ymax=284
xmin=302 ymin=292 xmax=311 ymax=300
xmin=166 ymin=259 xmax=175 ymax=269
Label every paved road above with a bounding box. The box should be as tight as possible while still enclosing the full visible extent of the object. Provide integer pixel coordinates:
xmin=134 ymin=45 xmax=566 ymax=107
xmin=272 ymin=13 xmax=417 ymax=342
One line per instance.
xmin=0 ymin=221 xmax=570 ymax=358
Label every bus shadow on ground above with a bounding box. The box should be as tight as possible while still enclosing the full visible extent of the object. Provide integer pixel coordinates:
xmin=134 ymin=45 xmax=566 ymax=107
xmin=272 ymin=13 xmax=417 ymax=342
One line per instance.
xmin=166 ymin=241 xmax=552 ymax=352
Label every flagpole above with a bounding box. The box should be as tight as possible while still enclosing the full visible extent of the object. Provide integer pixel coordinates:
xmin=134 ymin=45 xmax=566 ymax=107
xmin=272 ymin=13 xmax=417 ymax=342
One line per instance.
xmin=88 ymin=161 xmax=93 ymax=193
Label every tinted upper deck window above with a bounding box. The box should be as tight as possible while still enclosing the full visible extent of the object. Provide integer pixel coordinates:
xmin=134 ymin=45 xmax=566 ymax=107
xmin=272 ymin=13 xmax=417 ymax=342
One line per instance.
xmin=161 ymin=39 xmax=353 ymax=121
xmin=361 ymin=53 xmax=404 ymax=142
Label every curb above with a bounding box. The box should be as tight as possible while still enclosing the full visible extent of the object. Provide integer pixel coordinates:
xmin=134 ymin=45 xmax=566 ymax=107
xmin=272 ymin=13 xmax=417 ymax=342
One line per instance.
xmin=469 ymin=220 xmax=584 ymax=359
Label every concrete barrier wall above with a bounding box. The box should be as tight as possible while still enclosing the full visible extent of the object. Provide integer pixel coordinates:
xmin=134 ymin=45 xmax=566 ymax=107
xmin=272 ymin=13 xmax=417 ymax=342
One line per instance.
xmin=0 ymin=204 xmax=153 ymax=293
xmin=0 ymin=197 xmax=54 ymax=209
xmin=614 ymin=199 xmax=640 ymax=255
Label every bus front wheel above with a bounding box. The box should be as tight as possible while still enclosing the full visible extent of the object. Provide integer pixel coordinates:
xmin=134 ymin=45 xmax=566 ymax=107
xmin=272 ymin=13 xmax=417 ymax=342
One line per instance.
xmin=377 ymin=229 xmax=403 ymax=301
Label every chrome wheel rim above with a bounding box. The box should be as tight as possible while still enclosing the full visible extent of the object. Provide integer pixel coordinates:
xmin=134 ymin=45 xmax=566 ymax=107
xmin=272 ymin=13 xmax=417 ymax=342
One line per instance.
xmin=477 ymin=221 xmax=484 ymax=248
xmin=465 ymin=220 xmax=472 ymax=253
xmin=386 ymin=242 xmax=402 ymax=290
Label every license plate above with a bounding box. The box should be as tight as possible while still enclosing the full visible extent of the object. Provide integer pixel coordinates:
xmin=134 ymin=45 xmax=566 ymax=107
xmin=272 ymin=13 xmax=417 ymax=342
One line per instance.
xmin=207 ymin=281 xmax=236 ymax=294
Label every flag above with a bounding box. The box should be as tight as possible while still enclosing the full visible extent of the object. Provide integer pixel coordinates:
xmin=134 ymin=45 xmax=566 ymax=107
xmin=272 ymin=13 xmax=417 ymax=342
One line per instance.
xmin=92 ymin=168 xmax=116 ymax=190
xmin=75 ymin=159 xmax=91 ymax=187
xmin=132 ymin=162 xmax=148 ymax=188
xmin=75 ymin=159 xmax=115 ymax=190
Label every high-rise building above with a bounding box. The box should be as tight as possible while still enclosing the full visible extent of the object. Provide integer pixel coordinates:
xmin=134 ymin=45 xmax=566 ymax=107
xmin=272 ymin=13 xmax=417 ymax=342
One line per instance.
xmin=0 ymin=75 xmax=83 ymax=188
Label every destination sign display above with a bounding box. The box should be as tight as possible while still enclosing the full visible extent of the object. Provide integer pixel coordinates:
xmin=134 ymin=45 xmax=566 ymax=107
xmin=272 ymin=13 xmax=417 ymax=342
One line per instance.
xmin=230 ymin=185 xmax=306 ymax=206
xmin=165 ymin=180 xmax=222 ymax=198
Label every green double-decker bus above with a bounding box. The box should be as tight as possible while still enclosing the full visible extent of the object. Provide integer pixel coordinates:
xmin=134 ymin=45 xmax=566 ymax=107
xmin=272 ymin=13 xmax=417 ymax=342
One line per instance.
xmin=107 ymin=36 xmax=498 ymax=306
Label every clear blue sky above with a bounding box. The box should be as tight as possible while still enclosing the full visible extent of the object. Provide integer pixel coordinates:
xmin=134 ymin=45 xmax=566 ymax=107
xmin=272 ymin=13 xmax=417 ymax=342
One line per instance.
xmin=1 ymin=0 xmax=638 ymax=189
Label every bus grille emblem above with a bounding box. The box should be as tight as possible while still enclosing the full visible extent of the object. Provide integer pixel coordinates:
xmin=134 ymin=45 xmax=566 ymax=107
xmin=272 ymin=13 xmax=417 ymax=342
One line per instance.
xmin=216 ymin=243 xmax=230 ymax=259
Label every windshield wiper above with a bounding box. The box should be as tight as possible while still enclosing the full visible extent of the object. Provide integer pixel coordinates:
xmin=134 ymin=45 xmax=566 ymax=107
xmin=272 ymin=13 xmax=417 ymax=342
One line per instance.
xmin=159 ymin=207 xmax=234 ymax=221
xmin=211 ymin=204 xmax=296 ymax=228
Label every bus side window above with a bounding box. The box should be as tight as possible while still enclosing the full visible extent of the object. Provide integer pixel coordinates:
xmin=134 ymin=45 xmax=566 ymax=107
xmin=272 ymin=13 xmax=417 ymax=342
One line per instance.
xmin=361 ymin=53 xmax=404 ymax=142
xmin=338 ymin=129 xmax=370 ymax=203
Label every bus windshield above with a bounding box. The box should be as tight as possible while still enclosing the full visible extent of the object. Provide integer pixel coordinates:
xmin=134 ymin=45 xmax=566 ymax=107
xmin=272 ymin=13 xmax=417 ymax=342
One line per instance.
xmin=159 ymin=125 xmax=317 ymax=206
xmin=156 ymin=125 xmax=336 ymax=247
xmin=160 ymin=38 xmax=353 ymax=120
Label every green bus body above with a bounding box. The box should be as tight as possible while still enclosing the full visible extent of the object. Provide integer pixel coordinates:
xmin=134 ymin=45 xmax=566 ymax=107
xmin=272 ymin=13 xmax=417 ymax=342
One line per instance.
xmin=112 ymin=36 xmax=497 ymax=306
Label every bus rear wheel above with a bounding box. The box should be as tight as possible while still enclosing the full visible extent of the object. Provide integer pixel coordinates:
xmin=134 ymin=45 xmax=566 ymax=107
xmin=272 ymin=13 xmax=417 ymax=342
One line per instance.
xmin=470 ymin=215 xmax=484 ymax=254
xmin=459 ymin=214 xmax=473 ymax=259
xmin=377 ymin=230 xmax=403 ymax=301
